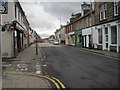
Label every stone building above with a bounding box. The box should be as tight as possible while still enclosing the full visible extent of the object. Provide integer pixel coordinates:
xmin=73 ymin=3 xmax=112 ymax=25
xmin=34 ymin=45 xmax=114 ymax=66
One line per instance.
xmin=65 ymin=13 xmax=81 ymax=46
xmin=93 ymin=1 xmax=120 ymax=52
xmin=65 ymin=2 xmax=95 ymax=47
xmin=65 ymin=1 xmax=120 ymax=53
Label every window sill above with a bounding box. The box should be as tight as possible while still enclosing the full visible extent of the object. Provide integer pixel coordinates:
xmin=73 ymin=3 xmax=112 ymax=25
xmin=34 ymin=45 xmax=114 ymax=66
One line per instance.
xmin=100 ymin=18 xmax=107 ymax=21
xmin=110 ymin=44 xmax=117 ymax=46
xmin=114 ymin=14 xmax=118 ymax=17
xmin=98 ymin=44 xmax=103 ymax=45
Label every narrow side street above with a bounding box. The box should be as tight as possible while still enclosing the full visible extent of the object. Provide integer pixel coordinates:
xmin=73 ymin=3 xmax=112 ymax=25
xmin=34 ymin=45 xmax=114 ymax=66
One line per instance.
xmin=40 ymin=43 xmax=119 ymax=88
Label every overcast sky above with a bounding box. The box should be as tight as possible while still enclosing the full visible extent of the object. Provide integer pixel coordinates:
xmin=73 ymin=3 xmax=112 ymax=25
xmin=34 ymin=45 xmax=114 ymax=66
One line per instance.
xmin=20 ymin=1 xmax=82 ymax=38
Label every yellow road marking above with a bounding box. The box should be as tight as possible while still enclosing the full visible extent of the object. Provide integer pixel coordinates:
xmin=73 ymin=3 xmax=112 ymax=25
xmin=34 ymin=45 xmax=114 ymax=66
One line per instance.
xmin=3 ymin=71 xmax=65 ymax=89
xmin=52 ymin=77 xmax=65 ymax=88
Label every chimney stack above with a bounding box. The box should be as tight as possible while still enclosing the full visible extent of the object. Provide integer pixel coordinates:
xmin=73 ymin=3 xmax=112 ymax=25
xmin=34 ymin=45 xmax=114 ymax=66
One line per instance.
xmin=81 ymin=2 xmax=91 ymax=16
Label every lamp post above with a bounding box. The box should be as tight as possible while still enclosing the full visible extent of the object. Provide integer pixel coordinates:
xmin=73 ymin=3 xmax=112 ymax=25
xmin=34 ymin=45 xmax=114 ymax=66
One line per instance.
xmin=58 ymin=18 xmax=62 ymax=28
xmin=90 ymin=2 xmax=93 ymax=48
xmin=0 ymin=2 xmax=2 ymax=90
xmin=36 ymin=33 xmax=38 ymax=55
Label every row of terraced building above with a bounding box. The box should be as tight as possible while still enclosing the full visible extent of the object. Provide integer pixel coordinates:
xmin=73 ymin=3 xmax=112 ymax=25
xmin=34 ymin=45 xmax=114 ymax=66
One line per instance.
xmin=65 ymin=1 xmax=120 ymax=52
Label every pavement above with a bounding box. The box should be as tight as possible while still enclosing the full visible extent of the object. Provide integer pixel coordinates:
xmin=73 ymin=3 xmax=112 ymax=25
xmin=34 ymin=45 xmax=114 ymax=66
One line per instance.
xmin=2 ymin=74 xmax=51 ymax=88
xmin=2 ymin=43 xmax=53 ymax=89
xmin=78 ymin=47 xmax=120 ymax=59
xmin=3 ymin=43 xmax=44 ymax=61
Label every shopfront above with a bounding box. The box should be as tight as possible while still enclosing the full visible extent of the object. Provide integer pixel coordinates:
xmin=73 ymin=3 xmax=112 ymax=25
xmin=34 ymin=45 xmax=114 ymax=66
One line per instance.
xmin=75 ymin=29 xmax=83 ymax=47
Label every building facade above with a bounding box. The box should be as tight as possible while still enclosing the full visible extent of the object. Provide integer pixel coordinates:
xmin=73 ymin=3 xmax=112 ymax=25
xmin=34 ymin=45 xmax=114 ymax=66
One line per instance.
xmin=1 ymin=0 xmax=31 ymax=58
xmin=59 ymin=25 xmax=66 ymax=44
xmin=65 ymin=1 xmax=120 ymax=53
xmin=48 ymin=35 xmax=55 ymax=42
xmin=93 ymin=1 xmax=120 ymax=52
xmin=55 ymin=29 xmax=61 ymax=43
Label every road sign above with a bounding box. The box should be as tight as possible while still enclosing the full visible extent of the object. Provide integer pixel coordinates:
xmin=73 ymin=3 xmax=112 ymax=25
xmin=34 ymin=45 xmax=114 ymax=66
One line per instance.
xmin=0 ymin=1 xmax=8 ymax=14
xmin=0 ymin=6 xmax=5 ymax=13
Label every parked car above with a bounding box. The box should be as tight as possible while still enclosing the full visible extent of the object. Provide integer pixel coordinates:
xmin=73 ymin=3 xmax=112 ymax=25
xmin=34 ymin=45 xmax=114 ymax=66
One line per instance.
xmin=53 ymin=40 xmax=59 ymax=45
xmin=50 ymin=40 xmax=54 ymax=44
xmin=40 ymin=38 xmax=44 ymax=43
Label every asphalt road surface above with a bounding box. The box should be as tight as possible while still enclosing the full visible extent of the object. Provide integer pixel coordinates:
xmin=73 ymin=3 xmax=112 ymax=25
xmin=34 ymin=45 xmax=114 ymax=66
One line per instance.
xmin=41 ymin=43 xmax=119 ymax=88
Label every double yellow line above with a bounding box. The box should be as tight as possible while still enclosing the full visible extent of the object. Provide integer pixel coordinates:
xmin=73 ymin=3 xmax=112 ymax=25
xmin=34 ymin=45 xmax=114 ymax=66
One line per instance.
xmin=3 ymin=71 xmax=65 ymax=89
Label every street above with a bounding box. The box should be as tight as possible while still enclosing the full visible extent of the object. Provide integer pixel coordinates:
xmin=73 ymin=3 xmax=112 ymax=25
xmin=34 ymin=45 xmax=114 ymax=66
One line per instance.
xmin=1 ymin=1 xmax=120 ymax=89
xmin=41 ymin=43 xmax=119 ymax=88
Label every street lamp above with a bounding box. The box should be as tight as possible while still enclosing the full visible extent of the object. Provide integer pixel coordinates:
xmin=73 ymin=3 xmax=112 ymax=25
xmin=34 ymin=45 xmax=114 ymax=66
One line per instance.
xmin=58 ymin=18 xmax=62 ymax=28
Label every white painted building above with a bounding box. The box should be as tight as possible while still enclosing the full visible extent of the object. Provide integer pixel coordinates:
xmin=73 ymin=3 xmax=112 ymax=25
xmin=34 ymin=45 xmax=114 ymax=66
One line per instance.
xmin=82 ymin=27 xmax=92 ymax=48
xmin=93 ymin=20 xmax=120 ymax=52
xmin=1 ymin=0 xmax=30 ymax=58
xmin=55 ymin=29 xmax=61 ymax=43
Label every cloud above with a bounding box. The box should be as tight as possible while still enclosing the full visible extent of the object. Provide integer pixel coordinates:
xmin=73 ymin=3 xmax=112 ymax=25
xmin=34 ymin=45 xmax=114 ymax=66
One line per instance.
xmin=20 ymin=2 xmax=81 ymax=38
xmin=40 ymin=2 xmax=81 ymax=23
xmin=39 ymin=33 xmax=51 ymax=38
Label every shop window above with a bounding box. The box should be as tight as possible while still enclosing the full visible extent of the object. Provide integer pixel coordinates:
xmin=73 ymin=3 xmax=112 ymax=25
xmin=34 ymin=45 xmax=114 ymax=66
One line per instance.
xmin=105 ymin=27 xmax=108 ymax=42
xmin=76 ymin=34 xmax=82 ymax=44
xmin=98 ymin=29 xmax=103 ymax=44
xmin=72 ymin=35 xmax=75 ymax=44
xmin=111 ymin=26 xmax=117 ymax=44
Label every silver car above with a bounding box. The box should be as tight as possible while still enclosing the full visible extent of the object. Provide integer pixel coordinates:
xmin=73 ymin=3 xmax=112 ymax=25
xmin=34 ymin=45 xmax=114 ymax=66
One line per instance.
xmin=53 ymin=40 xmax=59 ymax=45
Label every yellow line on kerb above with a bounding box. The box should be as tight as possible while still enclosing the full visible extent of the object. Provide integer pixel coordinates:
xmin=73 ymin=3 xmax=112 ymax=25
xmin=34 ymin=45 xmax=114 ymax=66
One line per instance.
xmin=52 ymin=77 xmax=65 ymax=88
xmin=3 ymin=71 xmax=65 ymax=90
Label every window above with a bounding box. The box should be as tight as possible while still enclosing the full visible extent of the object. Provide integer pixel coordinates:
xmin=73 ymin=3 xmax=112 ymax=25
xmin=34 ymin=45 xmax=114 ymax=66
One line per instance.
xmin=100 ymin=5 xmax=103 ymax=20
xmin=59 ymin=34 xmax=61 ymax=38
xmin=104 ymin=4 xmax=107 ymax=19
xmin=111 ymin=26 xmax=117 ymax=44
xmin=100 ymin=4 xmax=107 ymax=20
xmin=98 ymin=29 xmax=102 ymax=44
xmin=114 ymin=0 xmax=119 ymax=16
xmin=88 ymin=16 xmax=91 ymax=26
xmin=71 ymin=25 xmax=72 ymax=31
xmin=105 ymin=27 xmax=108 ymax=34
xmin=15 ymin=5 xmax=17 ymax=18
xmin=76 ymin=34 xmax=82 ymax=44
xmin=84 ymin=18 xmax=86 ymax=27
xmin=18 ymin=10 xmax=20 ymax=21
xmin=21 ymin=14 xmax=23 ymax=24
